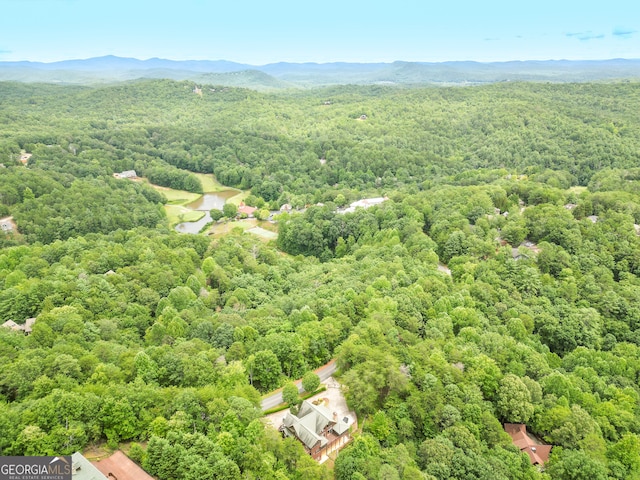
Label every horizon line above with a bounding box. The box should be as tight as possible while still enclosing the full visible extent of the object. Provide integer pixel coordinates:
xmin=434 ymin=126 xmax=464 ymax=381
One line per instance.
xmin=2 ymin=55 xmax=640 ymax=67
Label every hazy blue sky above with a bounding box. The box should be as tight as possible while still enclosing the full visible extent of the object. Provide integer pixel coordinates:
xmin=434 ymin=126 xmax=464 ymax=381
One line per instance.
xmin=1 ymin=0 xmax=638 ymax=63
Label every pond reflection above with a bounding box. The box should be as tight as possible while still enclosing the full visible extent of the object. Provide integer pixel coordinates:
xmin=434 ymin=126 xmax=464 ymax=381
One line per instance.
xmin=175 ymin=190 xmax=237 ymax=234
xmin=175 ymin=211 xmax=212 ymax=234
xmin=186 ymin=191 xmax=237 ymax=211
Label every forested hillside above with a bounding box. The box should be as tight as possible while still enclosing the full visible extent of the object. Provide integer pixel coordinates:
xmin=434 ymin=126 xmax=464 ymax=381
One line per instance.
xmin=1 ymin=80 xmax=640 ymax=480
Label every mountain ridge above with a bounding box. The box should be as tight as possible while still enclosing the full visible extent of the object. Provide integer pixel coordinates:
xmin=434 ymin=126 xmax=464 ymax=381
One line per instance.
xmin=1 ymin=56 xmax=640 ymax=88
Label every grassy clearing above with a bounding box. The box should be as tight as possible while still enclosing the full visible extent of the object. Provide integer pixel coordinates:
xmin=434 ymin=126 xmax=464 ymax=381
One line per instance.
xmin=207 ymin=220 xmax=278 ymax=241
xmin=246 ymin=226 xmax=278 ymax=240
xmin=165 ymin=205 xmax=205 ymax=225
xmin=227 ymin=190 xmax=250 ymax=205
xmin=141 ymin=175 xmax=245 ymax=206
xmin=138 ymin=178 xmax=201 ymax=205
xmin=207 ymin=219 xmax=257 ymax=236
xmin=568 ymin=186 xmax=588 ymax=195
xmin=257 ymin=222 xmax=278 ymax=233
xmin=193 ymin=173 xmax=234 ymax=193
xmin=157 ymin=188 xmax=201 ymax=205
xmin=82 ymin=442 xmax=112 ymax=461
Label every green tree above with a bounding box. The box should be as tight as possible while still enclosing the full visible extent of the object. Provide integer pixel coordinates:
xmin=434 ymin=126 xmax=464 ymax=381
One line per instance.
xmin=134 ymin=351 xmax=158 ymax=384
xmin=500 ymin=219 xmax=527 ymax=246
xmin=496 ymin=374 xmax=533 ymax=423
xmin=545 ymin=449 xmax=608 ymax=480
xmin=246 ymin=350 xmax=282 ymax=392
xmin=223 ymin=203 xmax=238 ymax=218
xmin=282 ymin=382 xmax=300 ymax=406
xmin=210 ymin=209 xmax=224 ymax=221
xmin=22 ymin=187 xmax=35 ymax=201
xmin=210 ymin=457 xmax=241 ymax=480
xmin=607 ymin=433 xmax=640 ymax=478
xmin=254 ymin=209 xmax=270 ymax=221
xmin=301 ymin=371 xmax=321 ymax=393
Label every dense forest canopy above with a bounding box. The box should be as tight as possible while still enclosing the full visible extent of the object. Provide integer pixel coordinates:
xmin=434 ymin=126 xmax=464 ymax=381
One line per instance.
xmin=1 ymin=79 xmax=640 ymax=479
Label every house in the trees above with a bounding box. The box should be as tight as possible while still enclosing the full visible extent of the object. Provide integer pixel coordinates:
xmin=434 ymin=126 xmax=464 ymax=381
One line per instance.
xmin=280 ymin=400 xmax=352 ymax=461
xmin=92 ymin=450 xmax=154 ymax=480
xmin=339 ymin=196 xmax=388 ymax=214
xmin=238 ymin=202 xmax=257 ymax=217
xmin=113 ymin=170 xmax=137 ymax=179
xmin=71 ymin=452 xmax=108 ymax=480
xmin=2 ymin=318 xmax=35 ymax=335
xmin=504 ymin=423 xmax=552 ymax=465
xmin=0 ymin=218 xmax=13 ymax=232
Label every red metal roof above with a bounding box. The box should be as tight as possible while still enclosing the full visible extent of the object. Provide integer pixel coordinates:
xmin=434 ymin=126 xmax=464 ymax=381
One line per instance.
xmin=504 ymin=423 xmax=552 ymax=465
xmin=92 ymin=451 xmax=154 ymax=480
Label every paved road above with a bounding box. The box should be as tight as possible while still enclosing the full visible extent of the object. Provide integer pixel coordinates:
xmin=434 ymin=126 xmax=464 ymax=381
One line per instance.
xmin=261 ymin=359 xmax=337 ymax=411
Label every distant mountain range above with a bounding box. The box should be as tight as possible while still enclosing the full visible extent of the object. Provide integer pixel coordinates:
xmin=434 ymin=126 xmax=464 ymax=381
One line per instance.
xmin=1 ymin=55 xmax=639 ymax=88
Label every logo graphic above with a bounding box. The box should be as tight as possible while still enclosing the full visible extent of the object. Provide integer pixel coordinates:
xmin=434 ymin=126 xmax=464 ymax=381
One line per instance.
xmin=0 ymin=456 xmax=72 ymax=480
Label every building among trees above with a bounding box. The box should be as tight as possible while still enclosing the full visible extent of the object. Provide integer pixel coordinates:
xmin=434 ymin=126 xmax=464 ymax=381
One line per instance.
xmin=280 ymin=400 xmax=352 ymax=461
xmin=504 ymin=423 xmax=552 ymax=465
xmin=92 ymin=451 xmax=154 ymax=480
xmin=2 ymin=318 xmax=35 ymax=334
xmin=113 ymin=170 xmax=137 ymax=179
xmin=71 ymin=452 xmax=108 ymax=480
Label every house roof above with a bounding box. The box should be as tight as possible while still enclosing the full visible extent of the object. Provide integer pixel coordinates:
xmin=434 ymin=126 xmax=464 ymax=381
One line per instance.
xmin=332 ymin=418 xmax=350 ymax=435
xmin=2 ymin=320 xmax=19 ymax=329
xmin=283 ymin=411 xmax=328 ymax=449
xmin=2 ymin=318 xmax=35 ymax=333
xmin=300 ymin=401 xmax=333 ymax=429
xmin=238 ymin=204 xmax=257 ymax=215
xmin=23 ymin=318 xmax=35 ymax=333
xmin=281 ymin=400 xmax=349 ymax=449
xmin=92 ymin=451 xmax=154 ymax=480
xmin=114 ymin=170 xmax=137 ymax=179
xmin=339 ymin=197 xmax=388 ymax=214
xmin=522 ymin=445 xmax=552 ymax=465
xmin=282 ymin=400 xmax=335 ymax=449
xmin=350 ymin=197 xmax=386 ymax=209
xmin=504 ymin=423 xmax=552 ymax=465
xmin=71 ymin=452 xmax=108 ymax=480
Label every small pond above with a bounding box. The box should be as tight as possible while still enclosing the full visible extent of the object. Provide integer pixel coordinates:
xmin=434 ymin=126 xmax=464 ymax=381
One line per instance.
xmin=186 ymin=191 xmax=237 ymax=211
xmin=175 ymin=211 xmax=212 ymax=234
xmin=175 ymin=190 xmax=237 ymax=234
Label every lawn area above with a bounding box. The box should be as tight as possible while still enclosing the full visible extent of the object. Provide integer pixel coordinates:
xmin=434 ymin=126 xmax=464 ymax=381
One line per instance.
xmin=568 ymin=186 xmax=588 ymax=195
xmin=156 ymin=187 xmax=201 ymax=205
xmin=194 ymin=173 xmax=240 ymax=193
xmin=207 ymin=218 xmax=257 ymax=236
xmin=207 ymin=219 xmax=279 ymax=241
xmin=227 ymin=190 xmax=250 ymax=205
xmin=137 ymin=178 xmax=201 ymax=205
xmin=246 ymin=226 xmax=278 ymax=240
xmin=165 ymin=205 xmax=205 ymax=225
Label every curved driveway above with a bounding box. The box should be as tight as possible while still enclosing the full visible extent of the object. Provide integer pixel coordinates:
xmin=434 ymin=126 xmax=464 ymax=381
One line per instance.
xmin=261 ymin=359 xmax=337 ymax=411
